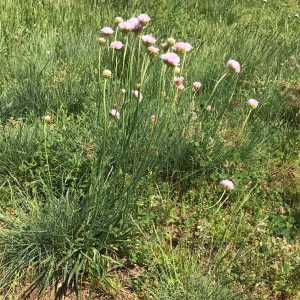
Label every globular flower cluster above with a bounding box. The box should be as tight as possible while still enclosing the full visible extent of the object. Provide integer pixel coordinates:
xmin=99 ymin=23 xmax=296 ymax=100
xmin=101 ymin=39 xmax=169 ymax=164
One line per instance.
xmin=109 ymin=109 xmax=120 ymax=119
xmin=132 ymin=90 xmax=143 ymax=102
xmin=174 ymin=76 xmax=184 ymax=90
xmin=161 ymin=52 xmax=180 ymax=67
xmin=147 ymin=46 xmax=159 ymax=56
xmin=100 ymin=27 xmax=114 ymax=36
xmin=220 ymin=180 xmax=234 ymax=190
xmin=118 ymin=15 xmax=150 ymax=33
xmin=172 ymin=42 xmax=193 ymax=54
xmin=227 ymin=59 xmax=241 ymax=73
xmin=110 ymin=41 xmax=123 ymax=50
xmin=248 ymin=99 xmax=259 ymax=109
xmin=141 ymin=34 xmax=156 ymax=46
xmin=193 ymin=81 xmax=202 ymax=91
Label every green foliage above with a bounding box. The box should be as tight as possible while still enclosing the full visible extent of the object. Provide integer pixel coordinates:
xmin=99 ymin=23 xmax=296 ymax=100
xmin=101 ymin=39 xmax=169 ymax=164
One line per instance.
xmin=0 ymin=0 xmax=299 ymax=298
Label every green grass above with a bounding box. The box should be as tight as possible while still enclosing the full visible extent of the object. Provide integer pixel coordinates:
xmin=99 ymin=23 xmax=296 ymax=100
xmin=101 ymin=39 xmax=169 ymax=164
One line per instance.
xmin=0 ymin=0 xmax=299 ymax=299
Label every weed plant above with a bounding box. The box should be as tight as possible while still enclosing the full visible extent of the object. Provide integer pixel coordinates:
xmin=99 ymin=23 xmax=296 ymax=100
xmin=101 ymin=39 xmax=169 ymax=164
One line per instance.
xmin=0 ymin=0 xmax=299 ymax=299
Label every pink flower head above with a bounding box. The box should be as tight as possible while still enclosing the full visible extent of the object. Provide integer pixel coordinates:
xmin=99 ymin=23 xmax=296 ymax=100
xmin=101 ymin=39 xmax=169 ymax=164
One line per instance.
xmin=150 ymin=114 xmax=157 ymax=123
xmin=172 ymin=42 xmax=193 ymax=54
xmin=118 ymin=21 xmax=133 ymax=32
xmin=161 ymin=42 xmax=169 ymax=52
xmin=109 ymin=109 xmax=120 ymax=120
xmin=100 ymin=27 xmax=114 ymax=36
xmin=141 ymin=34 xmax=156 ymax=46
xmin=132 ymin=90 xmax=143 ymax=102
xmin=220 ymin=179 xmax=234 ymax=191
xmin=174 ymin=76 xmax=184 ymax=86
xmin=110 ymin=41 xmax=123 ymax=50
xmin=193 ymin=81 xmax=202 ymax=91
xmin=177 ymin=84 xmax=184 ymax=91
xmin=248 ymin=99 xmax=259 ymax=109
xmin=147 ymin=46 xmax=159 ymax=56
xmin=138 ymin=13 xmax=151 ymax=26
xmin=128 ymin=17 xmax=143 ymax=33
xmin=227 ymin=59 xmax=241 ymax=73
xmin=161 ymin=52 xmax=180 ymax=67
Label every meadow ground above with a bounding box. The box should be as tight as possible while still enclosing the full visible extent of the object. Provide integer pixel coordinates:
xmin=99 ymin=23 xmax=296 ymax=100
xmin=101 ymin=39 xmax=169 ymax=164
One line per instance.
xmin=0 ymin=0 xmax=299 ymax=299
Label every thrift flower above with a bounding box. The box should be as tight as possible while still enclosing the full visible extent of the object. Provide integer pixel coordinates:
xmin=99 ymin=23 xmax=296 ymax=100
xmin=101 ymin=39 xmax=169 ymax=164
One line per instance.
xmin=110 ymin=41 xmax=123 ymax=50
xmin=174 ymin=76 xmax=184 ymax=86
xmin=193 ymin=81 xmax=202 ymax=91
xmin=98 ymin=37 xmax=106 ymax=45
xmin=161 ymin=42 xmax=169 ymax=52
xmin=115 ymin=16 xmax=123 ymax=24
xmin=150 ymin=114 xmax=157 ymax=123
xmin=172 ymin=42 xmax=193 ymax=54
xmin=132 ymin=90 xmax=143 ymax=102
xmin=141 ymin=34 xmax=156 ymax=46
xmin=100 ymin=27 xmax=114 ymax=36
xmin=119 ymin=21 xmax=133 ymax=32
xmin=128 ymin=17 xmax=143 ymax=33
xmin=109 ymin=109 xmax=120 ymax=120
xmin=177 ymin=84 xmax=184 ymax=91
xmin=227 ymin=59 xmax=241 ymax=73
xmin=248 ymin=99 xmax=259 ymax=109
xmin=147 ymin=46 xmax=159 ymax=56
xmin=167 ymin=37 xmax=176 ymax=46
xmin=102 ymin=69 xmax=112 ymax=78
xmin=138 ymin=13 xmax=151 ymax=26
xmin=174 ymin=67 xmax=181 ymax=75
xmin=42 ymin=115 xmax=51 ymax=122
xmin=220 ymin=179 xmax=234 ymax=190
xmin=161 ymin=52 xmax=180 ymax=67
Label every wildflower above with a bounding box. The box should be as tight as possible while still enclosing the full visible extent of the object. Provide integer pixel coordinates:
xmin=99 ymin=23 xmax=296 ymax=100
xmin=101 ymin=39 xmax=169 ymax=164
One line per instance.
xmin=147 ymin=46 xmax=159 ymax=56
xmin=247 ymin=99 xmax=259 ymax=109
xmin=119 ymin=21 xmax=133 ymax=32
xmin=161 ymin=42 xmax=169 ymax=52
xmin=167 ymin=37 xmax=176 ymax=46
xmin=220 ymin=179 xmax=234 ymax=190
xmin=172 ymin=42 xmax=193 ymax=54
xmin=138 ymin=13 xmax=151 ymax=26
xmin=150 ymin=114 xmax=157 ymax=123
xmin=174 ymin=66 xmax=181 ymax=75
xmin=109 ymin=109 xmax=120 ymax=119
xmin=177 ymin=84 xmax=184 ymax=91
xmin=128 ymin=17 xmax=143 ymax=33
xmin=132 ymin=90 xmax=143 ymax=102
xmin=98 ymin=37 xmax=106 ymax=45
xmin=193 ymin=81 xmax=202 ymax=91
xmin=174 ymin=76 xmax=184 ymax=86
xmin=115 ymin=16 xmax=123 ymax=24
xmin=102 ymin=69 xmax=112 ymax=78
xmin=227 ymin=59 xmax=241 ymax=73
xmin=206 ymin=105 xmax=212 ymax=113
xmin=100 ymin=27 xmax=114 ymax=36
xmin=161 ymin=52 xmax=180 ymax=67
xmin=42 ymin=115 xmax=52 ymax=122
xmin=141 ymin=34 xmax=156 ymax=46
xmin=110 ymin=41 xmax=123 ymax=50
